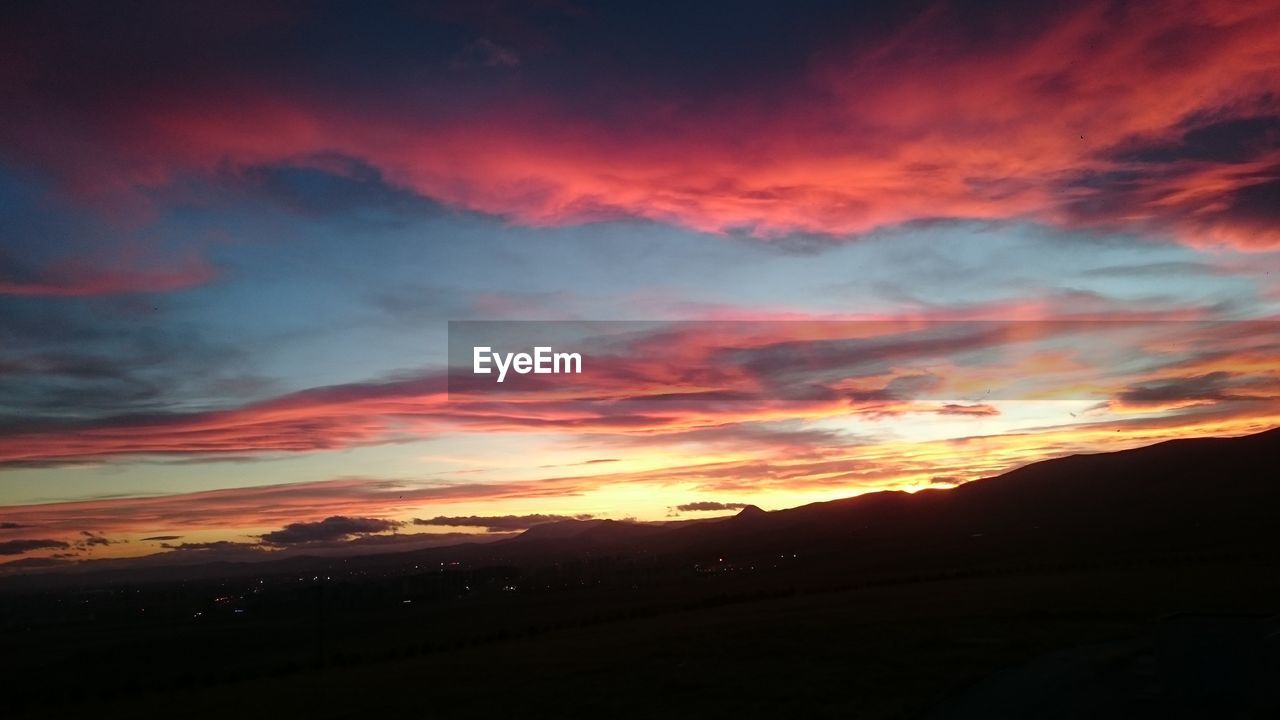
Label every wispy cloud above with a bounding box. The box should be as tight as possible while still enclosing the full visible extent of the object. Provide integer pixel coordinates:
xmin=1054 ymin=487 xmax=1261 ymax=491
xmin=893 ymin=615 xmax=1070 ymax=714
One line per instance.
xmin=0 ymin=538 xmax=70 ymax=556
xmin=673 ymin=502 xmax=750 ymax=513
xmin=413 ymin=513 xmax=593 ymax=532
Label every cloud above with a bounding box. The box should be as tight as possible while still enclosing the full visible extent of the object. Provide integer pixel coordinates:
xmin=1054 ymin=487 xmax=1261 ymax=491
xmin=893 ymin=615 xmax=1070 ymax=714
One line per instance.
xmin=140 ymin=535 xmax=182 ymax=541
xmin=266 ymin=532 xmax=519 ymax=557
xmin=0 ymin=257 xmax=217 ymax=297
xmin=0 ymin=522 xmax=26 ymax=529
xmin=935 ymin=403 xmax=1000 ymax=417
xmin=0 ymin=372 xmax=449 ymax=466
xmin=159 ymin=540 xmax=260 ymax=552
xmin=0 ymin=475 xmax=598 ymax=539
xmin=77 ymin=530 xmax=112 ymax=547
xmin=148 ymin=530 xmax=515 ymax=563
xmin=1081 ymin=261 xmax=1224 ymax=278
xmin=674 ymin=502 xmax=750 ymax=512
xmin=259 ymin=515 xmax=403 ymax=545
xmin=1119 ymin=371 xmax=1238 ymax=405
xmin=0 ymin=281 xmax=266 ymax=438
xmin=1 ymin=318 xmax=1276 ymax=468
xmin=0 ymin=538 xmax=70 ymax=556
xmin=3 ymin=2 xmax=1279 ymax=247
xmin=1112 ymin=371 xmax=1280 ymax=410
xmin=412 ymin=514 xmax=593 ymax=532
xmin=1 ymin=397 xmax=1277 ymax=552
xmin=0 ymin=556 xmax=70 ymax=569
xmin=236 ymin=154 xmax=444 ymax=220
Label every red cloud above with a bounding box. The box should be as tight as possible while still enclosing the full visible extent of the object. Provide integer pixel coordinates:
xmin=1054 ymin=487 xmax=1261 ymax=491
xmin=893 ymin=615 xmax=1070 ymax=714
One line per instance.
xmin=6 ymin=1 xmax=1280 ymax=247
xmin=0 ymin=256 xmax=216 ymax=296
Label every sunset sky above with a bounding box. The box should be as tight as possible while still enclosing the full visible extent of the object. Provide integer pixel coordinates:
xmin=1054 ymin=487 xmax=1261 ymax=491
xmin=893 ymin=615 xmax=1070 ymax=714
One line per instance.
xmin=3 ymin=0 xmax=1280 ymax=566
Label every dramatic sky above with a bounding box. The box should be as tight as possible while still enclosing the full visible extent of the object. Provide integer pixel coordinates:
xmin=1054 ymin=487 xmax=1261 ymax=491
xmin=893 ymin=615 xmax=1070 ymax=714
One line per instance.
xmin=3 ymin=0 xmax=1280 ymax=568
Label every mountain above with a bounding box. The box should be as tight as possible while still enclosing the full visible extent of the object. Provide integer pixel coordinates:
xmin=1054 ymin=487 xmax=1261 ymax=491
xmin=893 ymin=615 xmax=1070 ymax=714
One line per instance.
xmin=4 ymin=428 xmax=1277 ymax=590
xmin=513 ymin=518 xmax=606 ymax=542
xmin=490 ymin=427 xmax=1280 ymax=570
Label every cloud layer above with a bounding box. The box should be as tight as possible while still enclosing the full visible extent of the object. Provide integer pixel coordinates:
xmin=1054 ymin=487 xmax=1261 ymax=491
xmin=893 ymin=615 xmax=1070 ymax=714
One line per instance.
xmin=3 ymin=2 xmax=1280 ymax=251
xmin=413 ymin=514 xmax=594 ymax=532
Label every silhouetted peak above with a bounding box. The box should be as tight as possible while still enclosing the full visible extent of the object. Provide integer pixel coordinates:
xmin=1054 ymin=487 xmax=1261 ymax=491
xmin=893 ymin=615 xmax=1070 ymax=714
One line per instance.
xmin=735 ymin=505 xmax=766 ymax=518
xmin=579 ymin=519 xmax=664 ymax=543
xmin=514 ymin=519 xmax=602 ymax=542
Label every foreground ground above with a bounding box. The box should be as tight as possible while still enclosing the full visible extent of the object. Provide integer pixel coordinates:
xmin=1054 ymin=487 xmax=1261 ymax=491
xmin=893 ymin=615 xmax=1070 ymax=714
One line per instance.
xmin=14 ymin=558 xmax=1276 ymax=719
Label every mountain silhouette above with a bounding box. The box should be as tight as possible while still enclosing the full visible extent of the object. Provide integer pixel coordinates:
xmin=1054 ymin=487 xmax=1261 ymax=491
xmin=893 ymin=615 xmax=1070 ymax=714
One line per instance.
xmin=5 ymin=428 xmax=1277 ymax=590
xmin=487 ymin=427 xmax=1280 ymax=572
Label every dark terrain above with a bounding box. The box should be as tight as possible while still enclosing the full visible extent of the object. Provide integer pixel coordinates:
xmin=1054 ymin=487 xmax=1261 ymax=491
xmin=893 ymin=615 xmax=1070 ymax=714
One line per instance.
xmin=3 ymin=429 xmax=1278 ymax=718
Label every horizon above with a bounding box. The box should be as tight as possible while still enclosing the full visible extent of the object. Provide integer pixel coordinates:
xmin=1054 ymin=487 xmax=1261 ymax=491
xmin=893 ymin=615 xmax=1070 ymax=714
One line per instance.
xmin=5 ymin=413 xmax=1278 ymax=576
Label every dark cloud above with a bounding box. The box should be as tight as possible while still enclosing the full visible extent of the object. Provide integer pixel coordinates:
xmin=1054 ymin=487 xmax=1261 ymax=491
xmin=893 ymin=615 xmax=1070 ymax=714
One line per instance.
xmin=160 ymin=540 xmax=261 ymax=552
xmin=1114 ymin=115 xmax=1280 ymax=165
xmin=0 ymin=286 xmax=262 ymax=432
xmin=296 ymin=531 xmax=517 ymax=553
xmin=77 ymin=530 xmax=112 ymax=547
xmin=0 ymin=371 xmax=448 ymax=466
xmin=675 ymin=502 xmax=751 ymax=512
xmin=1117 ymin=371 xmax=1243 ymax=406
xmin=1219 ymin=175 xmax=1280 ymax=229
xmin=734 ymin=327 xmax=1007 ymax=388
xmin=413 ymin=514 xmax=593 ymax=532
xmin=260 ymin=516 xmax=403 ymax=545
xmin=141 ymin=535 xmax=182 ymax=541
xmin=847 ymin=374 xmax=944 ymax=405
xmin=0 ymin=556 xmax=70 ymax=569
xmin=158 ymin=532 xmax=513 ymax=559
xmin=0 ymin=538 xmax=70 ymax=556
xmin=0 ymin=522 xmax=27 ymax=529
xmin=237 ymin=154 xmax=446 ymax=220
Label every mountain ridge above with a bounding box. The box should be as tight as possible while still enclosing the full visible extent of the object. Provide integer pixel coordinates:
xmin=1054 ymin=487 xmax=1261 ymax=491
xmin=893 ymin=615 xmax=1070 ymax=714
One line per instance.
xmin=4 ymin=427 xmax=1277 ymax=589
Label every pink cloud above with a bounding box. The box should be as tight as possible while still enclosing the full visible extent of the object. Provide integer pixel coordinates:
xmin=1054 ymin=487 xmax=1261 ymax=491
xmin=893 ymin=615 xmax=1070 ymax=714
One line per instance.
xmin=6 ymin=2 xmax=1280 ymax=247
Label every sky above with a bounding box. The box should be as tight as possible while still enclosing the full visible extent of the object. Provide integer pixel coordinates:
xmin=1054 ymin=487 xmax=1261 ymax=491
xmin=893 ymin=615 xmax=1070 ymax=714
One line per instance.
xmin=2 ymin=0 xmax=1280 ymax=568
